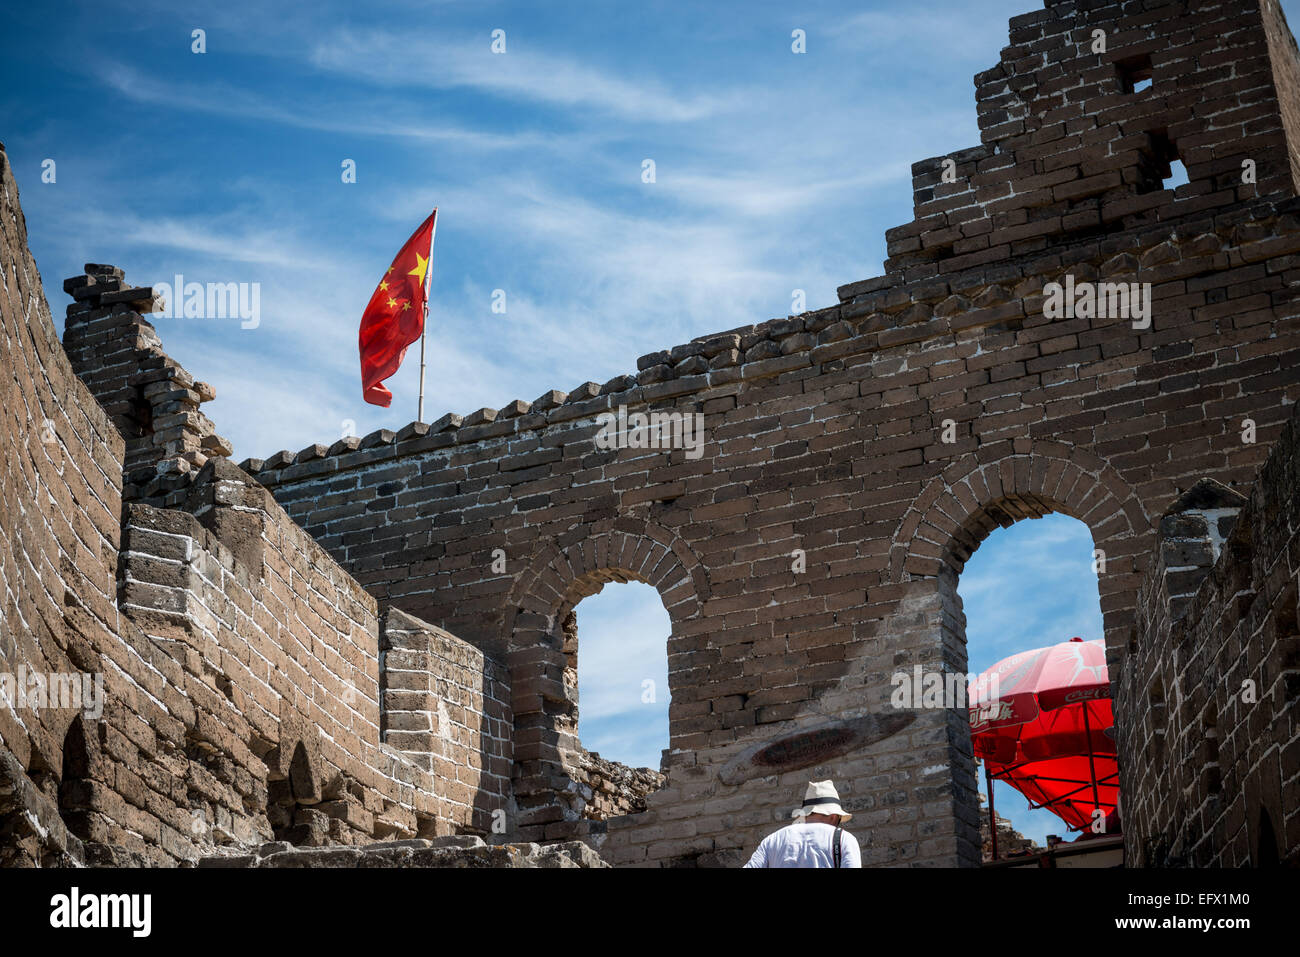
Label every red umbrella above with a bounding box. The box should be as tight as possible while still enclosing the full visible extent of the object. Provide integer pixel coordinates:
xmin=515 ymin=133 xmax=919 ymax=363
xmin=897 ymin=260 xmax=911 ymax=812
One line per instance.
xmin=968 ymin=637 xmax=1119 ymax=852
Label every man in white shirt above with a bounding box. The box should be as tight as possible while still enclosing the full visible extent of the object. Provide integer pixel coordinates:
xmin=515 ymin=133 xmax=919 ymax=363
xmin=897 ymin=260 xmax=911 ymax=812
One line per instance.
xmin=743 ymin=780 xmax=862 ymax=868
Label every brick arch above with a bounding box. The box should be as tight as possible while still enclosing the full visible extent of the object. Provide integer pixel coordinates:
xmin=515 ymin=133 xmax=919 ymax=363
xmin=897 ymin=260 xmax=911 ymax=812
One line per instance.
xmin=888 ymin=444 xmax=1151 ymax=866
xmin=504 ymin=520 xmax=709 ymax=646
xmin=502 ymin=521 xmax=708 ymax=841
xmin=888 ymin=444 xmax=1150 ymax=648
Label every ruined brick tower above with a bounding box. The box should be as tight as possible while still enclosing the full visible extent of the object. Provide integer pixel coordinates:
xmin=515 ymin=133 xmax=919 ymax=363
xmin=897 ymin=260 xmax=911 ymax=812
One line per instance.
xmin=2 ymin=0 xmax=1299 ymax=868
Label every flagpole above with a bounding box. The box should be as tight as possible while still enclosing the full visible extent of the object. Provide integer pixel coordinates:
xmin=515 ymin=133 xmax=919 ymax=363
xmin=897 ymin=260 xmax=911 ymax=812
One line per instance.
xmin=418 ymin=316 xmax=426 ymax=423
xmin=418 ymin=210 xmax=437 ymax=423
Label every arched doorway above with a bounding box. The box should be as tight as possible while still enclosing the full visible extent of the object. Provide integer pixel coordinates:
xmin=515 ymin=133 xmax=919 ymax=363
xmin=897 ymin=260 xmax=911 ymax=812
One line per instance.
xmin=503 ymin=524 xmax=708 ymax=842
xmin=888 ymin=447 xmax=1148 ymax=866
xmin=959 ymin=513 xmax=1108 ymax=860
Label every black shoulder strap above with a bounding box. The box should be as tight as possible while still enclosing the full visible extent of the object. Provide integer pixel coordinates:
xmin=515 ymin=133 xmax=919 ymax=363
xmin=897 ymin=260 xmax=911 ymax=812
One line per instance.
xmin=833 ymin=827 xmax=842 ymax=868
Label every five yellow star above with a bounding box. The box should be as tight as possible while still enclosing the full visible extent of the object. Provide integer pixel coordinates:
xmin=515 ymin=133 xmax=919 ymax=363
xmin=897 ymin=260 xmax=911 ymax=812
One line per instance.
xmin=379 ymin=280 xmax=389 ymax=291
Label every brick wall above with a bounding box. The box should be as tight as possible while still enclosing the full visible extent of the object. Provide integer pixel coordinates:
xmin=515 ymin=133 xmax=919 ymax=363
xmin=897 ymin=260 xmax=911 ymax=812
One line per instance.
xmin=0 ymin=145 xmax=520 ymax=864
xmin=117 ymin=471 xmax=444 ymax=849
xmin=380 ymin=608 xmax=511 ymax=834
xmin=579 ymin=751 xmax=664 ymax=821
xmin=247 ymin=0 xmax=1300 ymax=865
xmin=0 ymin=143 xmax=155 ymax=864
xmin=1262 ymin=0 xmax=1300 ymax=192
xmin=889 ymin=0 xmax=1297 ymax=277
xmin=1119 ymin=404 xmax=1300 ymax=866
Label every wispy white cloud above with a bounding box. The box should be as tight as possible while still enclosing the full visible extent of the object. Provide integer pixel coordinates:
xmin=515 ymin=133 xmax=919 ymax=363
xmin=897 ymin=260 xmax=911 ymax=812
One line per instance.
xmin=307 ymin=28 xmax=743 ymax=123
xmin=656 ymin=165 xmax=914 ymax=218
xmin=825 ymin=3 xmax=1027 ymax=62
xmin=94 ymin=61 xmax=576 ymax=152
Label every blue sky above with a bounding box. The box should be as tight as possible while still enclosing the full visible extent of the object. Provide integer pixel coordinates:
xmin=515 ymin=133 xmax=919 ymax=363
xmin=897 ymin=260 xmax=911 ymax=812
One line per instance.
xmin=3 ymin=0 xmax=1270 ymax=853
xmin=575 ymin=583 xmax=671 ymax=769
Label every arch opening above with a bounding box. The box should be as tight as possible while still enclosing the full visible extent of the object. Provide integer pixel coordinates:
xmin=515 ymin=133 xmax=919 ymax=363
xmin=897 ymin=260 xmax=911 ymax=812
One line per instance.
xmin=572 ymin=581 xmax=671 ymax=773
xmin=954 ymin=510 xmax=1117 ymax=864
xmin=889 ymin=449 xmax=1146 ymax=866
xmin=510 ymin=571 xmax=675 ymax=839
xmin=504 ymin=526 xmax=706 ymax=842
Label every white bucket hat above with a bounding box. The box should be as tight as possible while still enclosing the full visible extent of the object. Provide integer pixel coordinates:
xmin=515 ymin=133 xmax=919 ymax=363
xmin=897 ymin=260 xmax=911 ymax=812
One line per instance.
xmin=791 ymin=780 xmax=851 ymax=821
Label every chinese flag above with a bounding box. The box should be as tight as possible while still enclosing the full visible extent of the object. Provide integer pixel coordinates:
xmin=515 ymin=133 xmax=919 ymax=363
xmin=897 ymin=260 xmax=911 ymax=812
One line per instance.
xmin=359 ymin=209 xmax=437 ymax=406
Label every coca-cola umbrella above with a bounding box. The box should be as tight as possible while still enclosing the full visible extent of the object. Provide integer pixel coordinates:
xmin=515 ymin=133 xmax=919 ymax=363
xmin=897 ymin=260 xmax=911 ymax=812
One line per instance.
xmin=967 ymin=637 xmax=1118 ymax=854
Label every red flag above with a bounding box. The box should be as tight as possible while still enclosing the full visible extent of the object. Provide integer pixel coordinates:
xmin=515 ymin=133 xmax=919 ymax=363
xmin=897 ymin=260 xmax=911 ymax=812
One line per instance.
xmin=359 ymin=209 xmax=437 ymax=406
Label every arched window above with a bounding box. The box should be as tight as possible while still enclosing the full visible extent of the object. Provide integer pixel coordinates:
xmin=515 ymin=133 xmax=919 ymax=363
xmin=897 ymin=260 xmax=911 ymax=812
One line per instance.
xmin=958 ymin=513 xmax=1107 ymax=860
xmin=572 ymin=581 xmax=671 ymax=772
